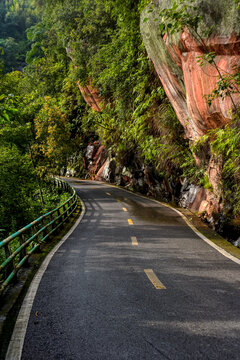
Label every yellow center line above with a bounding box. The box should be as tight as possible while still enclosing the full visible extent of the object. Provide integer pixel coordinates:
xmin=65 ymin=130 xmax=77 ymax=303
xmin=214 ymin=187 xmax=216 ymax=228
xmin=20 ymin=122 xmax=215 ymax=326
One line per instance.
xmin=122 ymin=207 xmax=127 ymax=212
xmin=131 ymin=236 xmax=138 ymax=246
xmin=144 ymin=269 xmax=166 ymax=290
xmin=128 ymin=219 xmax=133 ymax=225
xmin=106 ymin=192 xmax=111 ymax=196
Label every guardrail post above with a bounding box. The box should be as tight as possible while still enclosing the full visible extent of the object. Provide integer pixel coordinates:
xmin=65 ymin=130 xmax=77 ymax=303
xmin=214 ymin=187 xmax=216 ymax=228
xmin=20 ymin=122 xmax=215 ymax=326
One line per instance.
xmin=66 ymin=203 xmax=70 ymax=220
xmin=71 ymin=197 xmax=75 ymax=212
xmin=68 ymin=198 xmax=72 ymax=213
xmin=3 ymin=243 xmax=14 ymax=280
xmin=50 ymin=212 xmax=55 ymax=232
xmin=57 ymin=208 xmax=63 ymax=229
xmin=20 ymin=234 xmax=29 ymax=267
xmin=32 ymin=224 xmax=41 ymax=253
xmin=41 ymin=218 xmax=47 ymax=242
xmin=62 ymin=205 xmax=66 ymax=223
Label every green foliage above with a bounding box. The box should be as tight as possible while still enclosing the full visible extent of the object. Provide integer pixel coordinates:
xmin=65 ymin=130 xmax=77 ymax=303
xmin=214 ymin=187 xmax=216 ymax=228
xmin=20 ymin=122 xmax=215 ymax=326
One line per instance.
xmin=0 ymin=0 xmax=37 ymax=72
xmin=197 ymin=52 xmax=216 ymax=66
xmin=33 ymin=96 xmax=81 ymax=173
xmin=157 ymin=0 xmax=202 ymax=35
xmin=189 ymin=115 xmax=240 ymax=215
xmin=204 ymin=68 xmax=240 ymax=106
xmin=181 ymin=149 xmax=204 ymax=183
xmin=138 ymin=0 xmax=152 ymax=12
xmin=0 ymin=145 xmax=71 ymax=234
xmin=0 ymin=14 xmax=81 ymax=234
xmin=0 ymin=93 xmax=18 ymax=123
xmin=0 ymin=145 xmax=38 ymax=232
xmin=24 ymin=0 xmax=189 ymax=183
xmin=235 ymin=0 xmax=240 ymax=7
xmin=26 ymin=22 xmax=45 ymax=64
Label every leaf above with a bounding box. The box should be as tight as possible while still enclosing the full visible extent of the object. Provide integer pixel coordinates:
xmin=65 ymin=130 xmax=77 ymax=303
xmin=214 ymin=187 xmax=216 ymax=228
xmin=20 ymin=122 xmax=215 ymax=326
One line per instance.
xmin=1 ymin=112 xmax=10 ymax=122
xmin=159 ymin=23 xmax=165 ymax=32
xmin=0 ymin=94 xmax=6 ymax=102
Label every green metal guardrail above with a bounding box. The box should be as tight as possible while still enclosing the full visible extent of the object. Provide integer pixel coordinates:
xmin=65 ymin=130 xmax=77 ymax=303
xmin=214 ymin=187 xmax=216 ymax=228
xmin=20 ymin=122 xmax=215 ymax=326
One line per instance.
xmin=0 ymin=178 xmax=78 ymax=296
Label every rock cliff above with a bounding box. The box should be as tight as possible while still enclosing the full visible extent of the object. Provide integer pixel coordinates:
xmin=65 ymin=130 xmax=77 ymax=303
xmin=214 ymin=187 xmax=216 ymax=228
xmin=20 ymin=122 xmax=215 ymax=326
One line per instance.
xmin=140 ymin=0 xmax=240 ymax=225
xmin=140 ymin=0 xmax=240 ymax=140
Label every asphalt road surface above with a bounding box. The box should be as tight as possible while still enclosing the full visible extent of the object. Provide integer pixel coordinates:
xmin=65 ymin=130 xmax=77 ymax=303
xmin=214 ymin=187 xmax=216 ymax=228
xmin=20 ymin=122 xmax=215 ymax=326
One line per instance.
xmin=20 ymin=180 xmax=240 ymax=360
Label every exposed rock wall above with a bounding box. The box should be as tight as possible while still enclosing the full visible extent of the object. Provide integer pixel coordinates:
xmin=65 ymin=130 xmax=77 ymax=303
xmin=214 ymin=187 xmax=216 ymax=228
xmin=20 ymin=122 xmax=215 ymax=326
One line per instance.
xmin=76 ymin=81 xmax=103 ymax=112
xmin=140 ymin=0 xmax=240 ymax=140
xmin=66 ymin=47 xmax=103 ymax=112
xmin=82 ymin=140 xmax=239 ymax=237
xmin=140 ymin=0 xmax=240 ymax=221
xmin=84 ymin=142 xmax=108 ymax=179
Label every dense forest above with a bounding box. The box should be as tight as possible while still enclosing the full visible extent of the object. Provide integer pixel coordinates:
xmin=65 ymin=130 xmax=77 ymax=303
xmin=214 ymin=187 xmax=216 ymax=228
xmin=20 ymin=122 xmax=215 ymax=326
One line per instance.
xmin=1 ymin=0 xmax=240 ymax=241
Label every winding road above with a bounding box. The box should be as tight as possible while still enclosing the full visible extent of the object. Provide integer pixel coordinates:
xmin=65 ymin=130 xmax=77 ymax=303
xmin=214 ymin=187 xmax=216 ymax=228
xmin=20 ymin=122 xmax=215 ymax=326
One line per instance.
xmin=7 ymin=180 xmax=240 ymax=359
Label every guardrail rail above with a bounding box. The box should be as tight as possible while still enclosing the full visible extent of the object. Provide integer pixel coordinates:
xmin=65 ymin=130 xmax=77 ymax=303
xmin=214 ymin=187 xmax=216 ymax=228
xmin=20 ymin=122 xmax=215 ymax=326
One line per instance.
xmin=0 ymin=178 xmax=78 ymax=296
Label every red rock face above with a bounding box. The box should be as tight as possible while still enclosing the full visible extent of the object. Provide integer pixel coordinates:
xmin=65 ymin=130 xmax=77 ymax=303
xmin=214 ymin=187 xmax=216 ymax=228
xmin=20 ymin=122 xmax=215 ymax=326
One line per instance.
xmin=66 ymin=47 xmax=103 ymax=112
xmin=153 ymin=31 xmax=240 ymax=140
xmin=141 ymin=8 xmax=240 ymax=220
xmin=168 ymin=31 xmax=240 ymax=139
xmin=84 ymin=143 xmax=108 ymax=180
xmin=160 ymin=32 xmax=240 ymax=218
xmin=150 ymin=57 xmax=193 ymax=137
xmin=77 ymin=81 xmax=103 ymax=112
xmin=141 ymin=1 xmax=240 ymax=140
xmin=95 ymin=160 xmax=109 ymax=181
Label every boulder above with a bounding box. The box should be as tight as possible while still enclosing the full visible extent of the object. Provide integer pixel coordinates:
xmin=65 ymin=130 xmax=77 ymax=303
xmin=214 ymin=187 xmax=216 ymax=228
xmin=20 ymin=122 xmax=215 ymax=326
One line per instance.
xmin=84 ymin=143 xmax=108 ymax=179
xmin=122 ymin=167 xmax=133 ymax=179
xmin=95 ymin=158 xmax=116 ymax=182
xmin=85 ymin=145 xmax=95 ymax=161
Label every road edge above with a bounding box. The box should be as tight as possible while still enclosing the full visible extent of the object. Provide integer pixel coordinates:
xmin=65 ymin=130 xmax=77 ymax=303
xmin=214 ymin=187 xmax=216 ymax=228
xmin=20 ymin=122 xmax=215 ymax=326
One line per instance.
xmin=5 ymin=197 xmax=86 ymax=360
xmin=102 ymin=181 xmax=240 ymax=265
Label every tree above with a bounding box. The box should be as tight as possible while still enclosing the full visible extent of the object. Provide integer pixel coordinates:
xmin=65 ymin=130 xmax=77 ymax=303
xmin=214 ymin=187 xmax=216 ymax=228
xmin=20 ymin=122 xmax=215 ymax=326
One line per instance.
xmin=0 ymin=0 xmax=37 ymax=72
xmin=33 ymin=96 xmax=80 ymax=173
